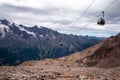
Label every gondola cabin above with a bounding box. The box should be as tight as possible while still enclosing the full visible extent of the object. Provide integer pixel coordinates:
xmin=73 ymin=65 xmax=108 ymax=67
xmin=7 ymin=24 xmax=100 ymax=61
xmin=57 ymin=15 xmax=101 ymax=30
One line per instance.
xmin=97 ymin=11 xmax=105 ymax=26
xmin=59 ymin=43 xmax=63 ymax=46
xmin=97 ymin=18 xmax=105 ymax=26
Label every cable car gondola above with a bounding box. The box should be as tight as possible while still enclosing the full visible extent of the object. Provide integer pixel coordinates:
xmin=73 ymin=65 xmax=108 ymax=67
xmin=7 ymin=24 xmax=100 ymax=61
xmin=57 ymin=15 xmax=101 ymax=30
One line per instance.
xmin=59 ymin=42 xmax=63 ymax=46
xmin=97 ymin=11 xmax=105 ymax=26
xmin=58 ymin=35 xmax=64 ymax=47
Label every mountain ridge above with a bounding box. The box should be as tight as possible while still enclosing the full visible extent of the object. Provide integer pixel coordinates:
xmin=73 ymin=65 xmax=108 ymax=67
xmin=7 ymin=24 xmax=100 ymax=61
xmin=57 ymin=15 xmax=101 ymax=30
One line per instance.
xmin=0 ymin=19 xmax=104 ymax=66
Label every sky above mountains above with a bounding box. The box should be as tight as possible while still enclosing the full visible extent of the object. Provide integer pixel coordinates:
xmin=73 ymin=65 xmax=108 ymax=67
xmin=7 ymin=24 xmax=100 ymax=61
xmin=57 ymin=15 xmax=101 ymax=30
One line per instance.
xmin=0 ymin=0 xmax=120 ymax=37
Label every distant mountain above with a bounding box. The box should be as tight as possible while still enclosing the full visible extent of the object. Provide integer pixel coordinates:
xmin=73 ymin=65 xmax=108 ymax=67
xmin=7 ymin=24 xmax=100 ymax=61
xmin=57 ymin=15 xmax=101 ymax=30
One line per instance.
xmin=60 ymin=33 xmax=120 ymax=68
xmin=0 ymin=19 xmax=104 ymax=66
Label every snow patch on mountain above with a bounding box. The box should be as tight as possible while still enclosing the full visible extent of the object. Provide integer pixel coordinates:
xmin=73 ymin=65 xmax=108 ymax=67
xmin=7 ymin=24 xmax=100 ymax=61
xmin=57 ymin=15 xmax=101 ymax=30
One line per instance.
xmin=39 ymin=35 xmax=43 ymax=38
xmin=69 ymin=45 xmax=75 ymax=52
xmin=0 ymin=24 xmax=10 ymax=37
xmin=45 ymin=34 xmax=49 ymax=37
xmin=15 ymin=24 xmax=37 ymax=38
xmin=51 ymin=33 xmax=56 ymax=39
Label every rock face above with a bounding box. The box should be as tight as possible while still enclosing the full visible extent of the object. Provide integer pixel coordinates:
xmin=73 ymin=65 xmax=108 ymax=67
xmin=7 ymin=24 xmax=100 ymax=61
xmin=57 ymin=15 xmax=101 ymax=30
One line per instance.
xmin=0 ymin=19 xmax=104 ymax=66
xmin=87 ymin=33 xmax=120 ymax=68
xmin=62 ymin=33 xmax=120 ymax=68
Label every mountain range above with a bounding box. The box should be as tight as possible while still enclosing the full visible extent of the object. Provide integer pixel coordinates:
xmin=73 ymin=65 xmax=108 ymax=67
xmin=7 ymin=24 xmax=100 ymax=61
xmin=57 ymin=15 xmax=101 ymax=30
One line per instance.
xmin=0 ymin=19 xmax=104 ymax=66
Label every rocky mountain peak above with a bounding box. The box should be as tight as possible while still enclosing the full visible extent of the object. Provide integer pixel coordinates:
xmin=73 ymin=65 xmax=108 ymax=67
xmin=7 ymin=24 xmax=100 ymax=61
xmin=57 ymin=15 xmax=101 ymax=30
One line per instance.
xmin=0 ymin=19 xmax=10 ymax=25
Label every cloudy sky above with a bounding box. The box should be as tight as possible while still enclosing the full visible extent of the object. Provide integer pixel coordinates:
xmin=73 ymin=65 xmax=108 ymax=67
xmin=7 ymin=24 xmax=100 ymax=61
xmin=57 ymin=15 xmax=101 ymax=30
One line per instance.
xmin=0 ymin=0 xmax=120 ymax=37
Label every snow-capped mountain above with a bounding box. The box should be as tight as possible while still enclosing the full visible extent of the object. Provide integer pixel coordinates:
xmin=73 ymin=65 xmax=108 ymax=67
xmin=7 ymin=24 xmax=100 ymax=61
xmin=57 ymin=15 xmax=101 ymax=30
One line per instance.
xmin=0 ymin=19 xmax=104 ymax=65
xmin=0 ymin=19 xmax=56 ymax=39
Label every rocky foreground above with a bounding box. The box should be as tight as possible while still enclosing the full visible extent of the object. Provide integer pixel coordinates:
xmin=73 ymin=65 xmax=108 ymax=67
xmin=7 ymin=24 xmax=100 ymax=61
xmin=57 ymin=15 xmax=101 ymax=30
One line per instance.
xmin=0 ymin=59 xmax=120 ymax=80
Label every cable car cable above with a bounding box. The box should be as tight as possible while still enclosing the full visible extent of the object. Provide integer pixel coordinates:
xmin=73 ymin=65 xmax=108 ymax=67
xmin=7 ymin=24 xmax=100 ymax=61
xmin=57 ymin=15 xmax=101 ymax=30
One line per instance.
xmin=75 ymin=0 xmax=118 ymax=33
xmin=70 ymin=0 xmax=95 ymax=28
xmin=59 ymin=0 xmax=95 ymax=46
xmin=104 ymin=0 xmax=118 ymax=11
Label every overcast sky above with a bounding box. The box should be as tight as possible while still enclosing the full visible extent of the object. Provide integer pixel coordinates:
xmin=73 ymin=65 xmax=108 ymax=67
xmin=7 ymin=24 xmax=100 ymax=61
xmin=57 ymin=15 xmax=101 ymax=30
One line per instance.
xmin=0 ymin=0 xmax=120 ymax=37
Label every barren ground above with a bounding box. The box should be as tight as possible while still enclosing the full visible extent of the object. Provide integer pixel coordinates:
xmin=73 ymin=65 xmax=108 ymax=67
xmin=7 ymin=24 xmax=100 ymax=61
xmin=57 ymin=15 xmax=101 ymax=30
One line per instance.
xmin=0 ymin=59 xmax=120 ymax=80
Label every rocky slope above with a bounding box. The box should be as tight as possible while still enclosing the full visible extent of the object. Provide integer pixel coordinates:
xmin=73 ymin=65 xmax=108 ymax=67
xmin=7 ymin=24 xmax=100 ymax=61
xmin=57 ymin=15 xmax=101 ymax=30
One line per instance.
xmin=0 ymin=59 xmax=120 ymax=80
xmin=60 ymin=33 xmax=120 ymax=68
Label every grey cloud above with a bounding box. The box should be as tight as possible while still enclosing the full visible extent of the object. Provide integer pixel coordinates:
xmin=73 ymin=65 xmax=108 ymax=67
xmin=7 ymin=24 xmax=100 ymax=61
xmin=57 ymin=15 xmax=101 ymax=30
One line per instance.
xmin=0 ymin=4 xmax=51 ymax=15
xmin=104 ymin=0 xmax=120 ymax=24
xmin=0 ymin=4 xmax=73 ymax=25
xmin=0 ymin=3 xmax=76 ymax=16
xmin=0 ymin=0 xmax=120 ymax=37
xmin=41 ymin=20 xmax=72 ymax=25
